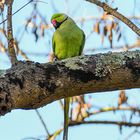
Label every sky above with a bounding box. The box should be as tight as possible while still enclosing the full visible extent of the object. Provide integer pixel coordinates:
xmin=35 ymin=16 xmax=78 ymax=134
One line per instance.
xmin=0 ymin=0 xmax=140 ymax=140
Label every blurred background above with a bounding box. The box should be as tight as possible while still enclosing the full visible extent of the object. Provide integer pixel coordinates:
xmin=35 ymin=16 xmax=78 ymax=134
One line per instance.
xmin=0 ymin=0 xmax=140 ymax=140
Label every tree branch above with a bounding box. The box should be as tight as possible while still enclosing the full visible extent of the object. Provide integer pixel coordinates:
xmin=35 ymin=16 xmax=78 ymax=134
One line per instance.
xmin=7 ymin=0 xmax=18 ymax=65
xmin=81 ymin=106 xmax=140 ymax=119
xmin=69 ymin=120 xmax=140 ymax=127
xmin=0 ymin=50 xmax=140 ymax=116
xmin=86 ymin=0 xmax=140 ymax=36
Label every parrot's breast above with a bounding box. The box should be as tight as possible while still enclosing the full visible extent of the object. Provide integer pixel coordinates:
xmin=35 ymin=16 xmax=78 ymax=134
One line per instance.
xmin=53 ymin=20 xmax=84 ymax=60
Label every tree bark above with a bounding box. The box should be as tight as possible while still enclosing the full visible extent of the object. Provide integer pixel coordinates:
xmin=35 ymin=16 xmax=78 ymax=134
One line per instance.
xmin=0 ymin=50 xmax=140 ymax=116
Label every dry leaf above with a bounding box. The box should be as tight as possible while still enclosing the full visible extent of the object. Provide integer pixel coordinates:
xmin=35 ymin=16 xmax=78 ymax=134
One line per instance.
xmin=118 ymin=90 xmax=128 ymax=107
xmin=40 ymin=24 xmax=45 ymax=37
xmin=103 ymin=26 xmax=108 ymax=36
xmin=101 ymin=35 xmax=104 ymax=44
xmin=0 ymin=0 xmax=5 ymax=11
xmin=94 ymin=22 xmax=100 ymax=34
xmin=109 ymin=30 xmax=113 ymax=48
xmin=101 ymin=12 xmax=108 ymax=20
xmin=112 ymin=22 xmax=117 ymax=30
xmin=117 ymin=32 xmax=121 ymax=41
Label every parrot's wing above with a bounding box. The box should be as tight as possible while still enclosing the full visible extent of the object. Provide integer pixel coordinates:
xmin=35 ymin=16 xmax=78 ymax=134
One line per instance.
xmin=52 ymin=34 xmax=56 ymax=55
xmin=52 ymin=33 xmax=60 ymax=60
xmin=79 ymin=31 xmax=85 ymax=55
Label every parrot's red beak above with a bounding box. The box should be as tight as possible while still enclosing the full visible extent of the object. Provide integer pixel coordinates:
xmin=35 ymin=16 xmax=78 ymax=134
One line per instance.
xmin=52 ymin=19 xmax=63 ymax=29
xmin=52 ymin=19 xmax=57 ymax=27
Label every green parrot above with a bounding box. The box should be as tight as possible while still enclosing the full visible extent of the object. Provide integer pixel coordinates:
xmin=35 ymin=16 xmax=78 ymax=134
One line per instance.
xmin=51 ymin=13 xmax=85 ymax=140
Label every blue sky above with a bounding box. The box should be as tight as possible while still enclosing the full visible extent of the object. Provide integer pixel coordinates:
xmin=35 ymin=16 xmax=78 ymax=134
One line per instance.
xmin=0 ymin=0 xmax=140 ymax=140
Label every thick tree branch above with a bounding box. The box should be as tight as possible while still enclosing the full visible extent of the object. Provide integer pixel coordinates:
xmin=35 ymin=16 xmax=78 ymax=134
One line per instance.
xmin=86 ymin=0 xmax=140 ymax=36
xmin=0 ymin=51 xmax=140 ymax=115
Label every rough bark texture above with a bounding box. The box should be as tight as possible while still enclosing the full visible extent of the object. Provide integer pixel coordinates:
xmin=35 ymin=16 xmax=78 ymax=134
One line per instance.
xmin=0 ymin=50 xmax=140 ymax=116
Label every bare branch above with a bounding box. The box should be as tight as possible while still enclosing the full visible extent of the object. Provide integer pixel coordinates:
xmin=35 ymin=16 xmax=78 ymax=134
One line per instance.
xmin=69 ymin=120 xmax=140 ymax=127
xmin=7 ymin=0 xmax=17 ymax=65
xmin=86 ymin=0 xmax=140 ymax=36
xmin=79 ymin=106 xmax=140 ymax=120
xmin=0 ymin=0 xmax=34 ymax=25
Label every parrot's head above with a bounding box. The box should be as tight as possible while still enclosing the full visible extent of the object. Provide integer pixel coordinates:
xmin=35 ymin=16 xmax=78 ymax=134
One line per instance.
xmin=51 ymin=13 xmax=68 ymax=29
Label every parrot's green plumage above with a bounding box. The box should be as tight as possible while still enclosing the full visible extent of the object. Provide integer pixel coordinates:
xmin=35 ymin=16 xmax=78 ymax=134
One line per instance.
xmin=51 ymin=13 xmax=85 ymax=140
xmin=51 ymin=13 xmax=85 ymax=59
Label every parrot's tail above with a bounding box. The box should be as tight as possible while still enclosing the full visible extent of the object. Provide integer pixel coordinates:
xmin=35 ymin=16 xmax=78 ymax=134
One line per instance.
xmin=63 ymin=97 xmax=70 ymax=140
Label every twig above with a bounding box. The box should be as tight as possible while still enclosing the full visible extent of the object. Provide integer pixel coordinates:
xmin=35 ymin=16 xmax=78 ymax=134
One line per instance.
xmin=35 ymin=109 xmax=50 ymax=137
xmin=86 ymin=0 xmax=140 ymax=36
xmin=6 ymin=0 xmax=33 ymax=24
xmin=14 ymin=40 xmax=29 ymax=60
xmin=48 ymin=128 xmax=63 ymax=140
xmin=82 ymin=106 xmax=140 ymax=119
xmin=59 ymin=100 xmax=64 ymax=109
xmin=125 ymin=128 xmax=138 ymax=140
xmin=69 ymin=120 xmax=140 ymax=127
xmin=91 ymin=106 xmax=140 ymax=115
xmin=0 ymin=1 xmax=33 ymax=25
xmin=0 ymin=0 xmax=47 ymax=25
xmin=0 ymin=41 xmax=30 ymax=60
xmin=7 ymin=0 xmax=17 ymax=65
